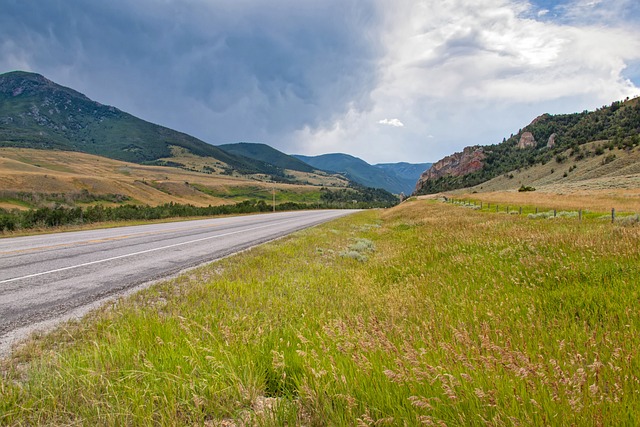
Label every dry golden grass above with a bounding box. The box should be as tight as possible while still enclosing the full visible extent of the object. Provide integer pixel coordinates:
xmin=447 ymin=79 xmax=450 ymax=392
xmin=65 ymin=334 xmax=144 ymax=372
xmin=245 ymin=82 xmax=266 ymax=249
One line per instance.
xmin=159 ymin=145 xmax=228 ymax=174
xmin=0 ymin=148 xmax=332 ymax=207
xmin=0 ymin=202 xmax=28 ymax=211
xmin=286 ymin=169 xmax=348 ymax=187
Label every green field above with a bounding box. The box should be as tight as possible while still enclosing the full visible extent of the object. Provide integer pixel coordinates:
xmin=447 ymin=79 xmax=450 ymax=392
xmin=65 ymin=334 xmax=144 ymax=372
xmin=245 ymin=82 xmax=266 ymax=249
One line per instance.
xmin=1 ymin=200 xmax=639 ymax=425
xmin=191 ymin=184 xmax=323 ymax=204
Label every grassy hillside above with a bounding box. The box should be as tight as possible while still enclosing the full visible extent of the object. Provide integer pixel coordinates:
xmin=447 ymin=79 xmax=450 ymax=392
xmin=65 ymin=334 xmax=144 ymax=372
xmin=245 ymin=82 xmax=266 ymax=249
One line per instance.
xmin=0 ymin=148 xmax=333 ymax=209
xmin=416 ymin=97 xmax=640 ymax=194
xmin=0 ymin=71 xmax=281 ymax=176
xmin=459 ymin=141 xmax=640 ymax=196
xmin=154 ymin=146 xmax=349 ymax=188
xmin=0 ymin=149 xmax=397 ymax=234
xmin=1 ymin=199 xmax=638 ymax=425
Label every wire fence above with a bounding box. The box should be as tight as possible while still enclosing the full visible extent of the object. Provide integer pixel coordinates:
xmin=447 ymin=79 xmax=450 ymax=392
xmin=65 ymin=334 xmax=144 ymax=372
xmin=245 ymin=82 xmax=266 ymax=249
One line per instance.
xmin=444 ymin=197 xmax=640 ymax=225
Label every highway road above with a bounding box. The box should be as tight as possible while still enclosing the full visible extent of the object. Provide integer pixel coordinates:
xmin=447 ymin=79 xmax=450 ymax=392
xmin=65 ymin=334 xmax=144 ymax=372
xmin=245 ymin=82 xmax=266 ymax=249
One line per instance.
xmin=0 ymin=210 xmax=357 ymax=352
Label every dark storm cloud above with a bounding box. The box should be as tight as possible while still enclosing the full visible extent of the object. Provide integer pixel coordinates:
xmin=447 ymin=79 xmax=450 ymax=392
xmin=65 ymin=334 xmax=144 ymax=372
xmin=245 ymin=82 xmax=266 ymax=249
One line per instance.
xmin=0 ymin=0 xmax=382 ymax=145
xmin=3 ymin=0 xmax=639 ymax=164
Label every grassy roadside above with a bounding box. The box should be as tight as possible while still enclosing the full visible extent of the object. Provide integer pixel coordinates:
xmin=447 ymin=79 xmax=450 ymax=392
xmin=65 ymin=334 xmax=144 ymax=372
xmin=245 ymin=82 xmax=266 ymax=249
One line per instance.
xmin=446 ymin=190 xmax=640 ymax=214
xmin=439 ymin=197 xmax=640 ymax=223
xmin=1 ymin=200 xmax=639 ymax=425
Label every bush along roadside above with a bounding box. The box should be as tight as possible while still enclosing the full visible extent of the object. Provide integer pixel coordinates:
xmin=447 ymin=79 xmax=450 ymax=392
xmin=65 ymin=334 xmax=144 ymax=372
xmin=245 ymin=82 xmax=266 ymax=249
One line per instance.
xmin=0 ymin=198 xmax=397 ymax=233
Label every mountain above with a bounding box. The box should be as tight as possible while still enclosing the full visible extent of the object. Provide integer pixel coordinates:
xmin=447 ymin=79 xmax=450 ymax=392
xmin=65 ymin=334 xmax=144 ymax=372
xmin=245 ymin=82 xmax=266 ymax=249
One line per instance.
xmin=293 ymin=153 xmax=424 ymax=194
xmin=0 ymin=71 xmax=279 ymax=176
xmin=375 ymin=162 xmax=432 ymax=185
xmin=414 ymin=97 xmax=640 ymax=194
xmin=218 ymin=142 xmax=316 ymax=173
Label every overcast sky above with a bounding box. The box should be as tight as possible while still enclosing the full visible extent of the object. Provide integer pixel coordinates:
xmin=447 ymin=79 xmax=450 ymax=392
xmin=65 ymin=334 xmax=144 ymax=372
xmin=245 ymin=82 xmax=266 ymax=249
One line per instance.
xmin=2 ymin=0 xmax=639 ymax=164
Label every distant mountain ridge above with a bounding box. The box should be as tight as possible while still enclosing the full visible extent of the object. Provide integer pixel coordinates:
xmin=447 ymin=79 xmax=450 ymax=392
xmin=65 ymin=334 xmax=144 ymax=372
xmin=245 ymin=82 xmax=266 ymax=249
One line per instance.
xmin=415 ymin=97 xmax=640 ymax=194
xmin=0 ymin=71 xmax=277 ymax=175
xmin=0 ymin=71 xmax=425 ymax=194
xmin=294 ymin=153 xmax=429 ymax=194
xmin=375 ymin=162 xmax=432 ymax=183
xmin=218 ymin=142 xmax=316 ymax=173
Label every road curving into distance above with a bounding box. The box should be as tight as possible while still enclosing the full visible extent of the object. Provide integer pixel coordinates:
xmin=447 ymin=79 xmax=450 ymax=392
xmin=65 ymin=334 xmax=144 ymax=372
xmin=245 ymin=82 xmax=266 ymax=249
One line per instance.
xmin=0 ymin=210 xmax=358 ymax=354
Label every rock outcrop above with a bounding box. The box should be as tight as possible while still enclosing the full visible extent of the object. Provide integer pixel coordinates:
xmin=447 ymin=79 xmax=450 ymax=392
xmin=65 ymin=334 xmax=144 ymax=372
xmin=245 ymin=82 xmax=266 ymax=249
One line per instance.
xmin=547 ymin=133 xmax=556 ymax=148
xmin=414 ymin=146 xmax=485 ymax=193
xmin=517 ymin=132 xmax=536 ymax=149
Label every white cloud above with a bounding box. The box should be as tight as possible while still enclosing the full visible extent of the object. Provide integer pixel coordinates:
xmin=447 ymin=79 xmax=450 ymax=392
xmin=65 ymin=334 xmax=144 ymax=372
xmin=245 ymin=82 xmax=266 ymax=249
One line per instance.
xmin=378 ymin=118 xmax=404 ymax=127
xmin=295 ymin=0 xmax=640 ymax=163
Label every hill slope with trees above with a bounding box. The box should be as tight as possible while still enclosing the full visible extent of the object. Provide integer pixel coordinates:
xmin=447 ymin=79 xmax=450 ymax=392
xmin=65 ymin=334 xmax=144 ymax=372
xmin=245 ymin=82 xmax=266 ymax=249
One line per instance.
xmin=218 ymin=142 xmax=316 ymax=173
xmin=415 ymin=97 xmax=640 ymax=194
xmin=0 ymin=71 xmax=278 ymax=175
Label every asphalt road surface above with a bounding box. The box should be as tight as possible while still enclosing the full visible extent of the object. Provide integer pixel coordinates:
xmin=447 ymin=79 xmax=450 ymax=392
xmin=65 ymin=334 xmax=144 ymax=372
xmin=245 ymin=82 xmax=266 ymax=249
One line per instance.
xmin=0 ymin=210 xmax=357 ymax=351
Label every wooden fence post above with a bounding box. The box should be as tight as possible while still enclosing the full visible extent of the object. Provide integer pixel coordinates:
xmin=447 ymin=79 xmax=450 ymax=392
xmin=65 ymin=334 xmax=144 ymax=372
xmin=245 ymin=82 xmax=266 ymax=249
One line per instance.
xmin=612 ymin=208 xmax=615 ymax=223
xmin=579 ymin=209 xmax=582 ymax=221
xmin=554 ymin=209 xmax=557 ymax=218
xmin=519 ymin=207 xmax=522 ymax=215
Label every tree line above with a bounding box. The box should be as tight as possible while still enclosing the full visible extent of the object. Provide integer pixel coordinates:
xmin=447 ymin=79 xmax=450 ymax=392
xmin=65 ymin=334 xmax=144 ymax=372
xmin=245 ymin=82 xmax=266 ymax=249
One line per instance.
xmin=0 ymin=194 xmax=398 ymax=233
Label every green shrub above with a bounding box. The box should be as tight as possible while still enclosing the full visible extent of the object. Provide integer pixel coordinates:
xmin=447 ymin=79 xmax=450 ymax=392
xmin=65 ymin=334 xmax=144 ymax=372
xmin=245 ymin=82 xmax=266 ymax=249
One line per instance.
xmin=602 ymin=154 xmax=616 ymax=165
xmin=518 ymin=185 xmax=536 ymax=192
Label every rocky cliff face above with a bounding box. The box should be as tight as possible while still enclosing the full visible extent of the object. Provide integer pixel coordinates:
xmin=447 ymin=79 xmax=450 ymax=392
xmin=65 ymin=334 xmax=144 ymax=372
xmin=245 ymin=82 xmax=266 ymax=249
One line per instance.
xmin=414 ymin=146 xmax=485 ymax=193
xmin=516 ymin=132 xmax=536 ymax=149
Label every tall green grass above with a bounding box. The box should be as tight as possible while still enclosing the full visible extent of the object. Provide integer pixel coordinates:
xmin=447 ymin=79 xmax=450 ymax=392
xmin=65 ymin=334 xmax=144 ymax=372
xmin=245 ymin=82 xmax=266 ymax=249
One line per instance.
xmin=1 ymin=200 xmax=639 ymax=425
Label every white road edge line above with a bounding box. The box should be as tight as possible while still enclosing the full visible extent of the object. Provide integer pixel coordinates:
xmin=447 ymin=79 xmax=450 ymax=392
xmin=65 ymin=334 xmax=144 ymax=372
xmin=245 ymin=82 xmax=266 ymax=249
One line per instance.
xmin=0 ymin=221 xmax=289 ymax=285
